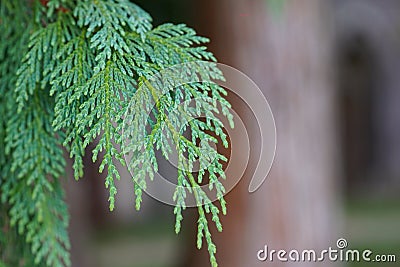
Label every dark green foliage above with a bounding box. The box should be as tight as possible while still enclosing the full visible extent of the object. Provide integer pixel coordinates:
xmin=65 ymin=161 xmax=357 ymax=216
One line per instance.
xmin=0 ymin=1 xmax=233 ymax=266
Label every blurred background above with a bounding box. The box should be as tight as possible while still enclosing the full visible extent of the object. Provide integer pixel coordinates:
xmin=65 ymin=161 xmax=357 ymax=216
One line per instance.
xmin=64 ymin=0 xmax=400 ymax=266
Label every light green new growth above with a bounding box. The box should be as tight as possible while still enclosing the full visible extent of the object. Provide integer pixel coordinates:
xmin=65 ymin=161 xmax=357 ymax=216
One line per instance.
xmin=0 ymin=1 xmax=233 ymax=267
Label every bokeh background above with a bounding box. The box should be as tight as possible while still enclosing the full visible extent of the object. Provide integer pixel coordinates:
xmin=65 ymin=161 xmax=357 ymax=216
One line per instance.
xmin=64 ymin=0 xmax=400 ymax=266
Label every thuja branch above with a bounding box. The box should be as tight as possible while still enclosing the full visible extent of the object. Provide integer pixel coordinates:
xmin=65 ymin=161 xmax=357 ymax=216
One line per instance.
xmin=0 ymin=1 xmax=233 ymax=266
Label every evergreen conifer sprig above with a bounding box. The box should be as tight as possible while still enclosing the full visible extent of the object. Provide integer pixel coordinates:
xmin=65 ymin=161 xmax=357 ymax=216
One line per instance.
xmin=0 ymin=1 xmax=233 ymax=266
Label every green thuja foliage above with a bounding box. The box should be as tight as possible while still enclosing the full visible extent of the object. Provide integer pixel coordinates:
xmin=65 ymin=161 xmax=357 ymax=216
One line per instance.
xmin=0 ymin=1 xmax=233 ymax=266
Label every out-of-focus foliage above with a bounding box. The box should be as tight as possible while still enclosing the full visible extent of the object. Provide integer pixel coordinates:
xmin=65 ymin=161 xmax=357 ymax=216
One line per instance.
xmin=265 ymin=0 xmax=285 ymax=15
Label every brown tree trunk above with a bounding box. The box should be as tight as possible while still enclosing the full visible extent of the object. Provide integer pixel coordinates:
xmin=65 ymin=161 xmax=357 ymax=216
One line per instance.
xmin=189 ymin=1 xmax=342 ymax=266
